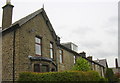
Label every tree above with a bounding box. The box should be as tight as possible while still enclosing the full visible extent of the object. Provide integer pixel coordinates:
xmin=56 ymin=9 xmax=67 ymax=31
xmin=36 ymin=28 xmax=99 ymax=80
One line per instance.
xmin=72 ymin=57 xmax=91 ymax=71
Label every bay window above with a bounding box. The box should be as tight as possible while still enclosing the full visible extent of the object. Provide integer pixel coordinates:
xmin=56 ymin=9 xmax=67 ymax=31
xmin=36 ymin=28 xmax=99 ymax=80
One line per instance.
xmin=34 ymin=64 xmax=40 ymax=72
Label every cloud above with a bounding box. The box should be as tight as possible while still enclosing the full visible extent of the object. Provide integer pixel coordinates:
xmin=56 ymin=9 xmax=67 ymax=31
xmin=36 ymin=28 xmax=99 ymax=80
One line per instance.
xmin=94 ymin=50 xmax=117 ymax=58
xmin=102 ymin=16 xmax=118 ymax=35
xmin=108 ymin=16 xmax=118 ymax=22
xmin=71 ymin=26 xmax=94 ymax=36
xmin=80 ymin=40 xmax=102 ymax=49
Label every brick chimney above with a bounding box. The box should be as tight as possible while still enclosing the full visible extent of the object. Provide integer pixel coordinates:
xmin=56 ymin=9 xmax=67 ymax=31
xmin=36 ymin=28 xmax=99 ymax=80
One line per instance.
xmin=2 ymin=1 xmax=14 ymax=30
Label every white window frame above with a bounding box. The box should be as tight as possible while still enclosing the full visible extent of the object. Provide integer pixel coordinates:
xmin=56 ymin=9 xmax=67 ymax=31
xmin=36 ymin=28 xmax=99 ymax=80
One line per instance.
xmin=59 ymin=50 xmax=63 ymax=63
xmin=35 ymin=37 xmax=42 ymax=56
xmin=50 ymin=42 xmax=54 ymax=58
xmin=74 ymin=56 xmax=76 ymax=64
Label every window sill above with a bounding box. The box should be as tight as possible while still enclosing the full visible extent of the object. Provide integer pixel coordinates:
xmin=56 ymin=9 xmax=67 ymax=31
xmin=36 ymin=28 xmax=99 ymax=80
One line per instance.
xmin=59 ymin=62 xmax=64 ymax=64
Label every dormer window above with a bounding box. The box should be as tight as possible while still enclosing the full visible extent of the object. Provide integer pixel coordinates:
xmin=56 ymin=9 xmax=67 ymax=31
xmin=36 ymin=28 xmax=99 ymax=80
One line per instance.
xmin=35 ymin=37 xmax=42 ymax=56
xmin=50 ymin=42 xmax=54 ymax=58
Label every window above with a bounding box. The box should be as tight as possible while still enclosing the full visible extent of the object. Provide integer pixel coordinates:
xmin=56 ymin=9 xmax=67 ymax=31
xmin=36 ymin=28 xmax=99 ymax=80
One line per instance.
xmin=41 ymin=65 xmax=49 ymax=72
xmin=34 ymin=64 xmax=40 ymax=72
xmin=50 ymin=42 xmax=54 ymax=58
xmin=35 ymin=37 xmax=42 ymax=56
xmin=34 ymin=64 xmax=49 ymax=73
xmin=74 ymin=56 xmax=76 ymax=64
xmin=59 ymin=50 xmax=63 ymax=63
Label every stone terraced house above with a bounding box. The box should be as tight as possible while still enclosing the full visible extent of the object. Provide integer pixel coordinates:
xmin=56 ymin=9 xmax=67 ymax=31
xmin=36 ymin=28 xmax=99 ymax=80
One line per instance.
xmin=1 ymin=2 xmax=107 ymax=81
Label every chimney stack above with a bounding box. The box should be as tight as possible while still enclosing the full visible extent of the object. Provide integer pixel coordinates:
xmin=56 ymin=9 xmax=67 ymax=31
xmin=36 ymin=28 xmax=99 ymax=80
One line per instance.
xmin=79 ymin=51 xmax=86 ymax=57
xmin=87 ymin=56 xmax=92 ymax=61
xmin=115 ymin=58 xmax=118 ymax=68
xmin=2 ymin=0 xmax=14 ymax=29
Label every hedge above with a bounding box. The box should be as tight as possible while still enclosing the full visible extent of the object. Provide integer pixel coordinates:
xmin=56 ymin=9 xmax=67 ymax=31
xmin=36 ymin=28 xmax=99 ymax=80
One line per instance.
xmin=18 ymin=71 xmax=108 ymax=82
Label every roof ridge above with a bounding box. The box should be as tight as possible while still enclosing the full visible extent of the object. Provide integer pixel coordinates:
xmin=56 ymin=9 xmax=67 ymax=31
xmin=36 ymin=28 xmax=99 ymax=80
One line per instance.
xmin=12 ymin=8 xmax=44 ymax=26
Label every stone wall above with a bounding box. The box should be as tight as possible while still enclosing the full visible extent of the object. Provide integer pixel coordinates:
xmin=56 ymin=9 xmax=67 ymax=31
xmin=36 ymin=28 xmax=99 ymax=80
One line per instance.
xmin=17 ymin=13 xmax=58 ymax=77
xmin=2 ymin=31 xmax=14 ymax=81
xmin=57 ymin=47 xmax=75 ymax=71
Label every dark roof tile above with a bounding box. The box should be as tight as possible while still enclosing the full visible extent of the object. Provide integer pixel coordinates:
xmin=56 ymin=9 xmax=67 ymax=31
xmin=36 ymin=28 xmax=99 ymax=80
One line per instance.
xmin=12 ymin=8 xmax=43 ymax=26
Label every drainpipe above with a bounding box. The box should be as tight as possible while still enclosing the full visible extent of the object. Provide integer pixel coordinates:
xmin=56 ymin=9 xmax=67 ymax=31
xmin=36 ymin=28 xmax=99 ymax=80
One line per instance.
xmin=56 ymin=37 xmax=60 ymax=72
xmin=13 ymin=30 xmax=15 ymax=83
xmin=55 ymin=46 xmax=60 ymax=72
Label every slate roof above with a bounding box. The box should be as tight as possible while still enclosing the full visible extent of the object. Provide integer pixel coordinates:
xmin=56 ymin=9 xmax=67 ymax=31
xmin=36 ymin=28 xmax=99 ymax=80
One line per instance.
xmin=12 ymin=8 xmax=43 ymax=26
xmin=29 ymin=56 xmax=56 ymax=67
xmin=94 ymin=59 xmax=108 ymax=68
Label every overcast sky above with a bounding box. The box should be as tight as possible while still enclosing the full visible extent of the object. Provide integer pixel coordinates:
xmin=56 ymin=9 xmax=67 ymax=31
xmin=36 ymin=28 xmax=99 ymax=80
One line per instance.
xmin=0 ymin=0 xmax=119 ymax=67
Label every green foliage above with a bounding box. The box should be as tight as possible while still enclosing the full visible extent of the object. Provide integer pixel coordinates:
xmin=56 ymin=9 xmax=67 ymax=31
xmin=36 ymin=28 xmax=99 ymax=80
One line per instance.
xmin=18 ymin=71 xmax=107 ymax=82
xmin=115 ymin=72 xmax=120 ymax=79
xmin=114 ymin=72 xmax=120 ymax=82
xmin=99 ymin=77 xmax=108 ymax=83
xmin=105 ymin=68 xmax=117 ymax=83
xmin=72 ymin=57 xmax=91 ymax=71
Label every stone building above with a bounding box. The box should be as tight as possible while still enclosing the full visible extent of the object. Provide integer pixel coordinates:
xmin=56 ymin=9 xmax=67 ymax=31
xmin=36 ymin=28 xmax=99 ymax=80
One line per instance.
xmin=1 ymin=2 xmax=106 ymax=81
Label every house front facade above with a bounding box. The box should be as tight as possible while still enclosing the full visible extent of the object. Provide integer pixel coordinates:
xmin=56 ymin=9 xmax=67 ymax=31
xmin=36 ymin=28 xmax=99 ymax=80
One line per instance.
xmin=1 ymin=2 xmax=106 ymax=81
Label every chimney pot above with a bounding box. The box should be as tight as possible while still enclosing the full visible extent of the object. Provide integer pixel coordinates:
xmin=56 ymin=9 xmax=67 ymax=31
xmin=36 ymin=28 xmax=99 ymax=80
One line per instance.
xmin=6 ymin=0 xmax=11 ymax=5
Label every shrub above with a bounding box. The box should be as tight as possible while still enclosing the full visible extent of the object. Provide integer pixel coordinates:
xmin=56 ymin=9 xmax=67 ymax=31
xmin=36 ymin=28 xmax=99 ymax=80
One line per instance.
xmin=105 ymin=68 xmax=116 ymax=83
xmin=72 ymin=57 xmax=91 ymax=71
xmin=18 ymin=71 xmax=107 ymax=82
xmin=115 ymin=72 xmax=120 ymax=78
xmin=114 ymin=72 xmax=120 ymax=82
xmin=99 ymin=77 xmax=108 ymax=83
